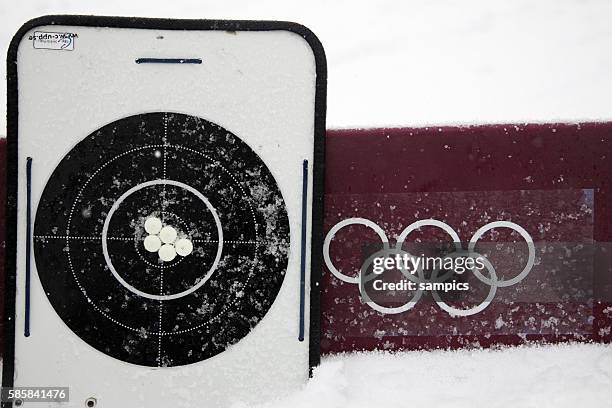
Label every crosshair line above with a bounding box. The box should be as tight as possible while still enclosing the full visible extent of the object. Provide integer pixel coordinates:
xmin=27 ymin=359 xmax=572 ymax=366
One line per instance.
xmin=34 ymin=235 xmax=135 ymax=241
xmin=158 ymin=266 xmax=164 ymax=367
xmin=161 ymin=112 xmax=169 ymax=219
xmin=191 ymin=239 xmax=259 ymax=244
xmin=36 ymin=235 xmax=260 ymax=245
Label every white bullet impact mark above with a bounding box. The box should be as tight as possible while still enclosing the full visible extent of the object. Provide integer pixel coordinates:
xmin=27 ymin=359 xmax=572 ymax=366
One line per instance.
xmin=143 ymin=235 xmax=162 ymax=252
xmin=175 ymin=238 xmax=193 ymax=256
xmin=159 ymin=226 xmax=177 ymax=244
xmin=159 ymin=244 xmax=177 ymax=262
xmin=144 ymin=217 xmax=162 ymax=235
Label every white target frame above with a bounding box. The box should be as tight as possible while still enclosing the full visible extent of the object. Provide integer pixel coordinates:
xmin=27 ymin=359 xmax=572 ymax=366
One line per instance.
xmin=4 ymin=16 xmax=326 ymax=408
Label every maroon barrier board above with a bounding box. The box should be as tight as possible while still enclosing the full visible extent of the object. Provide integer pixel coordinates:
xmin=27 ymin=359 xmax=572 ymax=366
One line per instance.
xmin=322 ymin=124 xmax=612 ymax=354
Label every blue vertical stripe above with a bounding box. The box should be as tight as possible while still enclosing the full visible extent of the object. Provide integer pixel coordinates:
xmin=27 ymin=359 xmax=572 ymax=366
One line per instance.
xmin=298 ymin=160 xmax=309 ymax=341
xmin=25 ymin=157 xmax=32 ymax=337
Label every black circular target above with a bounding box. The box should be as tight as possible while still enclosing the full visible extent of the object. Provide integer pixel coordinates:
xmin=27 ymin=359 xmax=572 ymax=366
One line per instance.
xmin=33 ymin=112 xmax=290 ymax=367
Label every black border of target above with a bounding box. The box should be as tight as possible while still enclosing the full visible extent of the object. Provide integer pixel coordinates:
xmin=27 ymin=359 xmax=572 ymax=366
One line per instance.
xmin=4 ymin=15 xmax=327 ymax=401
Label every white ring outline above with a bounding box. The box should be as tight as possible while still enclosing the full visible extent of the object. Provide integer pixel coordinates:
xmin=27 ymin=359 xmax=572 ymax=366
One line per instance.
xmin=395 ymin=219 xmax=462 ymax=251
xmin=54 ymin=140 xmax=265 ymax=337
xmin=323 ymin=217 xmax=389 ymax=284
xmin=102 ymin=179 xmax=224 ymax=301
xmin=468 ymin=221 xmax=535 ymax=287
xmin=430 ymin=254 xmax=498 ymax=317
xmin=359 ymin=248 xmax=424 ymax=314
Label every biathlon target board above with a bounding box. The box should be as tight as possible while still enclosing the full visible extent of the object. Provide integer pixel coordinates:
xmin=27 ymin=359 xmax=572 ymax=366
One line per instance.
xmin=33 ymin=112 xmax=290 ymax=367
xmin=322 ymin=125 xmax=612 ymax=355
xmin=5 ymin=16 xmax=326 ymax=408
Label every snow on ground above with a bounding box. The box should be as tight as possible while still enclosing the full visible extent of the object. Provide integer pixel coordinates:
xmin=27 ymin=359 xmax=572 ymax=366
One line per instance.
xmin=238 ymin=344 xmax=612 ymax=408
xmin=2 ymin=1 xmax=612 ymax=406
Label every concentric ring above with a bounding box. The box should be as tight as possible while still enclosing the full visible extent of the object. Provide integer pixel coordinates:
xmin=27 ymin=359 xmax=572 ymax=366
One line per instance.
xmin=33 ymin=112 xmax=291 ymax=367
xmin=101 ymin=179 xmax=224 ymax=301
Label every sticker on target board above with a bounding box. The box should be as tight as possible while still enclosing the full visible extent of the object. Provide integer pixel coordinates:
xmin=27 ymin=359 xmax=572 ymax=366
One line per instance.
xmin=5 ymin=16 xmax=326 ymax=408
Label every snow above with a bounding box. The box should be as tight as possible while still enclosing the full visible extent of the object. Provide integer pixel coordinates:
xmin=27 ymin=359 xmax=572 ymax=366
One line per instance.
xmin=2 ymin=0 xmax=612 ymax=132
xmin=2 ymin=0 xmax=612 ymax=406
xmin=238 ymin=343 xmax=612 ymax=408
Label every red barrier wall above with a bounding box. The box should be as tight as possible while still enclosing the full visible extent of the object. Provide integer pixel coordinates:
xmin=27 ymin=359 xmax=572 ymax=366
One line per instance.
xmin=323 ymin=123 xmax=612 ymax=354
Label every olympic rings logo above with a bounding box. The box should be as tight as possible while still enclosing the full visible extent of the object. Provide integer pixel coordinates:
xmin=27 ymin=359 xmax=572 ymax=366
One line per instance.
xmin=323 ymin=218 xmax=536 ymax=317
